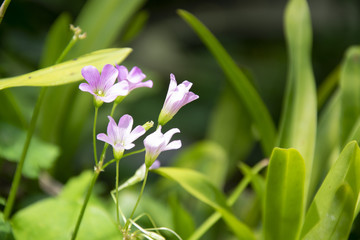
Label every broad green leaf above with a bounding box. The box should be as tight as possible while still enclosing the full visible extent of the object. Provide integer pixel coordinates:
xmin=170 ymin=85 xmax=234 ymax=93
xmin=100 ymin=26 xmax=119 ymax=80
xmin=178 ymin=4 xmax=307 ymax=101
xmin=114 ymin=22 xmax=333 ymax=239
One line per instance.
xmin=317 ymin=65 xmax=340 ymax=110
xmin=68 ymin=0 xmax=145 ymax=59
xmin=301 ymin=141 xmax=360 ymax=238
xmin=12 ymin=171 xmax=120 ymax=240
xmin=340 ymin=46 xmax=360 ymax=145
xmin=263 ymin=148 xmax=305 ymax=240
xmin=121 ymin=10 xmax=149 ymax=44
xmin=0 ymin=48 xmax=131 ymax=90
xmin=0 ymin=122 xmax=60 ymax=178
xmin=178 ymin=9 xmax=276 ymax=156
xmin=188 ymin=160 xmax=268 ymax=240
xmin=39 ymin=13 xmax=72 ymax=68
xmin=207 ymin=86 xmax=255 ymax=171
xmin=277 ymin=0 xmax=317 ymax=199
xmin=302 ymin=184 xmax=355 ymax=240
xmin=59 ymin=170 xmax=93 ymax=201
xmin=154 ymin=167 xmax=255 ymax=240
xmin=173 ymin=140 xmax=228 ymax=188
xmin=0 ymin=212 xmax=14 ymax=240
xmin=12 ymin=198 xmax=120 ymax=240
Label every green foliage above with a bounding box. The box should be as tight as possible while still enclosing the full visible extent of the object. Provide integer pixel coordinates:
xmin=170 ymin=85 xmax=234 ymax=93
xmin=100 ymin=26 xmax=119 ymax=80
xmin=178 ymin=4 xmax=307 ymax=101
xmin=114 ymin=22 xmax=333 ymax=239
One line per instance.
xmin=178 ymin=9 xmax=276 ymax=156
xmin=277 ymin=0 xmax=317 ymax=198
xmin=0 ymin=122 xmax=60 ymax=178
xmin=263 ymin=148 xmax=305 ymax=240
xmin=0 ymin=48 xmax=132 ymax=90
xmin=154 ymin=167 xmax=255 ymax=240
xmin=11 ymin=171 xmax=120 ymax=240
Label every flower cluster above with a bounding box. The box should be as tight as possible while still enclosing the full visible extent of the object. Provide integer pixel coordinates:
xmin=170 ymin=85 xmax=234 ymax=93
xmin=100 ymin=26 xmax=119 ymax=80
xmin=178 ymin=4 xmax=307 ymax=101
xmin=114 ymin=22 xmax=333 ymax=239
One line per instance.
xmin=79 ymin=64 xmax=198 ymax=165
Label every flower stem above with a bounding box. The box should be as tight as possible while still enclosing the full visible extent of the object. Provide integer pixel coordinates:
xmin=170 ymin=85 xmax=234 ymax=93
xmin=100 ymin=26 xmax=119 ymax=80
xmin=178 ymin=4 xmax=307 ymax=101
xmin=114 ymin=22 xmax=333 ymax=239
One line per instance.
xmin=124 ymin=167 xmax=149 ymax=230
xmin=115 ymin=159 xmax=121 ymax=227
xmin=110 ymin=102 xmax=118 ymax=116
xmin=93 ymin=107 xmax=99 ymax=165
xmin=3 ymin=87 xmax=47 ymax=221
xmin=71 ymin=170 xmax=100 ymax=240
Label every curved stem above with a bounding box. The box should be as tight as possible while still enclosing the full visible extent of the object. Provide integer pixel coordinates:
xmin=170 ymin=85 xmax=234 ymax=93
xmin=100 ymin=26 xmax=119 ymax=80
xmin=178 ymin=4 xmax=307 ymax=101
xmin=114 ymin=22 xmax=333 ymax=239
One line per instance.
xmin=71 ymin=171 xmax=100 ymax=240
xmin=93 ymin=107 xmax=99 ymax=165
xmin=110 ymin=102 xmax=118 ymax=116
xmin=124 ymin=167 xmax=149 ymax=230
xmin=0 ymin=0 xmax=11 ymax=24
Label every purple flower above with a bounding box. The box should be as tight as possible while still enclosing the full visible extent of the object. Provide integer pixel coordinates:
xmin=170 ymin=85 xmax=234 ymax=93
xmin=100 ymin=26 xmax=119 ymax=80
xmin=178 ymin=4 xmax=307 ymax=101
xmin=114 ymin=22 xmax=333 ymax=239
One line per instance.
xmin=143 ymin=126 xmax=181 ymax=168
xmin=97 ymin=114 xmax=145 ymax=159
xmin=79 ymin=64 xmax=129 ymax=106
xmin=116 ymin=65 xmax=153 ymax=92
xmin=158 ymin=73 xmax=199 ymax=125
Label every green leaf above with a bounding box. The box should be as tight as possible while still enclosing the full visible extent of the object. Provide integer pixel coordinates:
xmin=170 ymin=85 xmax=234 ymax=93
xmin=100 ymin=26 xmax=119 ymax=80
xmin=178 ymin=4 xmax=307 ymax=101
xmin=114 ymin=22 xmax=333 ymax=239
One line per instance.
xmin=0 ymin=122 xmax=60 ymax=179
xmin=302 ymin=184 xmax=355 ymax=240
xmin=263 ymin=148 xmax=305 ymax=240
xmin=340 ymin=46 xmax=360 ymax=145
xmin=11 ymin=171 xmax=120 ymax=240
xmin=68 ymin=0 xmax=145 ymax=58
xmin=0 ymin=212 xmax=14 ymax=240
xmin=178 ymin=9 xmax=276 ymax=156
xmin=173 ymin=140 xmax=228 ymax=188
xmin=309 ymin=91 xmax=341 ymax=199
xmin=169 ymin=194 xmax=196 ymax=239
xmin=238 ymin=162 xmax=265 ymax=206
xmin=0 ymin=48 xmax=132 ymax=90
xmin=39 ymin=13 xmax=72 ymax=68
xmin=154 ymin=167 xmax=255 ymax=240
xmin=301 ymin=141 xmax=360 ymax=238
xmin=277 ymin=0 xmax=317 ymax=198
xmin=207 ymin=86 xmax=255 ymax=171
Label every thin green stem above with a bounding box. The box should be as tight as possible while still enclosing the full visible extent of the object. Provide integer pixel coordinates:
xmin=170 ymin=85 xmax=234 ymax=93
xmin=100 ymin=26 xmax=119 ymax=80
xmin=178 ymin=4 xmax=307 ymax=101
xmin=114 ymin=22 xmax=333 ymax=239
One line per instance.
xmin=3 ymin=32 xmax=80 ymax=221
xmin=71 ymin=171 xmax=100 ymax=240
xmin=110 ymin=102 xmax=118 ymax=116
xmin=124 ymin=167 xmax=149 ymax=230
xmin=3 ymin=87 xmax=47 ymax=221
xmin=115 ymin=159 xmax=121 ymax=227
xmin=0 ymin=0 xmax=11 ymax=24
xmin=93 ymin=107 xmax=99 ymax=165
xmin=103 ymin=148 xmax=146 ymax=170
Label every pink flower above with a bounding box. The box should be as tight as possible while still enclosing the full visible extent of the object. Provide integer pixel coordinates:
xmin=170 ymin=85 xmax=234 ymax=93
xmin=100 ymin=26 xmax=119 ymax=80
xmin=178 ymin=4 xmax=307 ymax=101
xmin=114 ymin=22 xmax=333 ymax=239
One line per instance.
xmin=97 ymin=114 xmax=145 ymax=159
xmin=116 ymin=65 xmax=153 ymax=92
xmin=158 ymin=74 xmax=199 ymax=125
xmin=79 ymin=64 xmax=129 ymax=106
xmin=143 ymin=126 xmax=181 ymax=168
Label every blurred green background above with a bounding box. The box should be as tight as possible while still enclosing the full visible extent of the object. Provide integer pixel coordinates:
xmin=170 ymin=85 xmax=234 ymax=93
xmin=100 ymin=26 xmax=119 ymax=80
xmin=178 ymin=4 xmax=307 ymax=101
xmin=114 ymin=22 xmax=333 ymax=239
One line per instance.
xmin=1 ymin=0 xmax=360 ymax=235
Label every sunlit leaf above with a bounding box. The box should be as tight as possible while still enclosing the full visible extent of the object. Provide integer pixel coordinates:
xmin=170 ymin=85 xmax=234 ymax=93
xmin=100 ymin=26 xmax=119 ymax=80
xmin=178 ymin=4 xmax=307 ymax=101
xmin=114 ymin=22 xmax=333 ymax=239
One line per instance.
xmin=0 ymin=48 xmax=131 ymax=90
xmin=263 ymin=148 xmax=305 ymax=240
xmin=277 ymin=0 xmax=317 ymax=199
xmin=154 ymin=167 xmax=255 ymax=240
xmin=178 ymin=9 xmax=276 ymax=156
xmin=0 ymin=212 xmax=14 ymax=240
xmin=302 ymin=184 xmax=355 ymax=240
xmin=169 ymin=194 xmax=195 ymax=239
xmin=301 ymin=141 xmax=360 ymax=238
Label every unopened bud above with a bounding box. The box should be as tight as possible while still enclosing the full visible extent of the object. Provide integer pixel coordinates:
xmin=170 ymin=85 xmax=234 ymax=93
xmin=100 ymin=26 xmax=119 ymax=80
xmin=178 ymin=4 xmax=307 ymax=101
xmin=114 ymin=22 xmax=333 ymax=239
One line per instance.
xmin=142 ymin=121 xmax=154 ymax=131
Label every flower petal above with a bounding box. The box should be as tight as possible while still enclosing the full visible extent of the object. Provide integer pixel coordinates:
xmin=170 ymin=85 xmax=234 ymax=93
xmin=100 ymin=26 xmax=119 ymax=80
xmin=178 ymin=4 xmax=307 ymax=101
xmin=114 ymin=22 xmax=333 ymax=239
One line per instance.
xmin=116 ymin=65 xmax=129 ymax=82
xmin=166 ymin=74 xmax=178 ymax=97
xmin=81 ymin=66 xmax=100 ymax=88
xmin=97 ymin=133 xmax=113 ymax=146
xmin=184 ymin=92 xmax=199 ymax=105
xmin=180 ymin=80 xmax=193 ymax=92
xmin=164 ymin=140 xmax=182 ymax=151
xmin=106 ymin=116 xmax=118 ymax=142
xmin=124 ymin=143 xmax=135 ymax=150
xmin=101 ymin=64 xmax=118 ymax=91
xmin=127 ymin=125 xmax=146 ymax=144
xmin=101 ymin=81 xmax=129 ymax=102
xmin=129 ymin=80 xmax=153 ymax=91
xmin=128 ymin=66 xmax=146 ymax=83
xmin=79 ymin=82 xmax=94 ymax=94
xmin=163 ymin=128 xmax=180 ymax=145
xmin=118 ymin=114 xmax=133 ymax=139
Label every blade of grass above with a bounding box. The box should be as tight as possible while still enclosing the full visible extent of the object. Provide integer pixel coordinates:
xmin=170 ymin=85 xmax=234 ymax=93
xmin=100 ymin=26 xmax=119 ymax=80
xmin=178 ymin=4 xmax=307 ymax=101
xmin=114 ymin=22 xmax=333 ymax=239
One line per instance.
xmin=178 ymin=9 xmax=276 ymax=156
